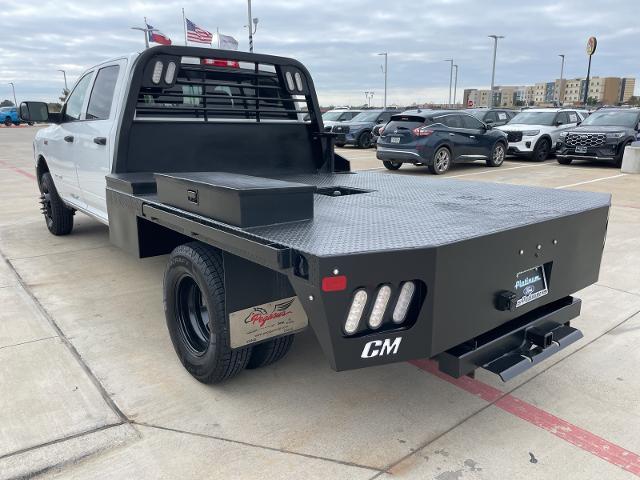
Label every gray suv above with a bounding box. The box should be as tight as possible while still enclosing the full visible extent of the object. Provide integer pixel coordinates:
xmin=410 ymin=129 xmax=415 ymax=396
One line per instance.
xmin=332 ymin=109 xmax=401 ymax=148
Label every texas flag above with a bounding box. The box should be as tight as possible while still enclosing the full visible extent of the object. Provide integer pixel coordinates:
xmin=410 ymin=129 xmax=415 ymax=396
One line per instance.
xmin=146 ymin=23 xmax=172 ymax=45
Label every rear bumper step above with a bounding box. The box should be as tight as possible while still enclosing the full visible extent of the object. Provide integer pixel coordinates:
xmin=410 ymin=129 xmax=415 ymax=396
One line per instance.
xmin=437 ymin=296 xmax=582 ymax=382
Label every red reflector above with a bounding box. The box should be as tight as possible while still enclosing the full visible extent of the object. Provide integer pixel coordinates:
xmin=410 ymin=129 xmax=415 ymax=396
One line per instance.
xmin=322 ymin=275 xmax=347 ymax=292
xmin=201 ymin=59 xmax=240 ymax=68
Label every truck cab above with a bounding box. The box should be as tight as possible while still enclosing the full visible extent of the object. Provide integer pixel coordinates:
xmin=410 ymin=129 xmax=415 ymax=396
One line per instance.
xmin=32 ymin=56 xmax=131 ymax=222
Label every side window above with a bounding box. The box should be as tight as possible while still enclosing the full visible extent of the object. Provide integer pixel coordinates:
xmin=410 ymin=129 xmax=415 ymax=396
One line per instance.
xmin=64 ymin=73 xmax=94 ymax=121
xmin=441 ymin=115 xmax=462 ymax=128
xmin=338 ymin=112 xmax=350 ymax=121
xmin=556 ymin=112 xmax=569 ymax=125
xmin=566 ymin=111 xmax=578 ymax=123
xmin=484 ymin=111 xmax=498 ymax=123
xmin=496 ymin=111 xmax=509 ymax=122
xmin=378 ymin=112 xmax=392 ymax=123
xmin=86 ymin=65 xmax=120 ymax=120
xmin=461 ymin=114 xmax=485 ymax=129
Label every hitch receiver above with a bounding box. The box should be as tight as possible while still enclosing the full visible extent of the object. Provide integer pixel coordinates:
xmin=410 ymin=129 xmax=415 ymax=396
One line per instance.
xmin=438 ymin=297 xmax=583 ymax=382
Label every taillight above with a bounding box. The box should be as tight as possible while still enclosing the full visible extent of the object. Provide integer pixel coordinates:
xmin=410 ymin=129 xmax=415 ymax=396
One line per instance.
xmin=201 ymin=59 xmax=240 ymax=68
xmin=393 ymin=281 xmax=416 ymax=323
xmin=412 ymin=127 xmax=433 ymax=137
xmin=345 ymin=290 xmax=368 ymax=334
xmin=368 ymin=285 xmax=392 ymax=329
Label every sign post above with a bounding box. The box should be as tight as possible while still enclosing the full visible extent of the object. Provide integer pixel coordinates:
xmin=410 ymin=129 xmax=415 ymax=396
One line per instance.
xmin=583 ymin=36 xmax=597 ymax=106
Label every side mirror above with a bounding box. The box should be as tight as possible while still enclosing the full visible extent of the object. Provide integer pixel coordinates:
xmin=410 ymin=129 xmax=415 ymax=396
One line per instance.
xmin=485 ymin=119 xmax=494 ymax=125
xmin=576 ymin=121 xmax=582 ymax=126
xmin=20 ymin=101 xmax=57 ymax=123
xmin=484 ymin=123 xmax=492 ymax=130
xmin=376 ymin=119 xmax=384 ymax=124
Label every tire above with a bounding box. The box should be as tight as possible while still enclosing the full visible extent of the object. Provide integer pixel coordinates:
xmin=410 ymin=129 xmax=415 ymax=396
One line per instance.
xmin=164 ymin=242 xmax=251 ymax=384
xmin=39 ymin=172 xmax=74 ymax=235
xmin=557 ymin=157 xmax=573 ymax=165
xmin=335 ymin=142 xmax=345 ymax=148
xmin=246 ymin=335 xmax=295 ymax=369
xmin=356 ymin=131 xmax=373 ymax=149
xmin=486 ymin=142 xmax=506 ymax=167
xmin=428 ymin=146 xmax=451 ymax=175
xmin=3 ymin=117 xmax=11 ymax=127
xmin=382 ymin=160 xmax=402 ymax=170
xmin=531 ymin=138 xmax=550 ymax=162
xmin=615 ymin=141 xmax=631 ymax=168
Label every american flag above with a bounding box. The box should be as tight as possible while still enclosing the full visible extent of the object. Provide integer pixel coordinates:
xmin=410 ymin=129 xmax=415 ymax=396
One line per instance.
xmin=186 ymin=18 xmax=213 ymax=44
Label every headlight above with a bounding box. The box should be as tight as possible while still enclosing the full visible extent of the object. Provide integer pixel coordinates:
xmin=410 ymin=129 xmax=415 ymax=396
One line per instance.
xmin=606 ymin=132 xmax=625 ymax=139
xmin=522 ymin=130 xmax=540 ymax=136
xmin=559 ymin=131 xmax=568 ymax=138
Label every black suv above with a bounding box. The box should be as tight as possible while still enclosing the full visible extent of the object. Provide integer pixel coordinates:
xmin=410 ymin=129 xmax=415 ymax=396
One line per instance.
xmin=376 ymin=110 xmax=508 ymax=174
xmin=556 ymin=109 xmax=640 ymax=167
xmin=466 ymin=108 xmax=516 ymax=127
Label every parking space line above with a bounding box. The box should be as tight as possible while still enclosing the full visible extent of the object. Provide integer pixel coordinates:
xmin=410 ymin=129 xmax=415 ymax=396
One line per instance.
xmin=555 ymin=173 xmax=626 ymax=189
xmin=448 ymin=163 xmax=550 ymax=179
xmin=409 ymin=358 xmax=640 ymax=476
xmin=0 ymin=159 xmax=36 ymax=180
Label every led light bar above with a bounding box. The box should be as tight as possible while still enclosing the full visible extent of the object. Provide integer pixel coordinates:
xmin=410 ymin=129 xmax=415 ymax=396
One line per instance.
xmin=151 ymin=60 xmax=163 ymax=84
xmin=368 ymin=285 xmax=391 ymax=329
xmin=344 ymin=289 xmax=368 ymax=335
xmin=392 ymin=281 xmax=415 ymax=324
xmin=285 ymin=71 xmax=295 ymax=91
xmin=164 ymin=61 xmax=177 ymax=84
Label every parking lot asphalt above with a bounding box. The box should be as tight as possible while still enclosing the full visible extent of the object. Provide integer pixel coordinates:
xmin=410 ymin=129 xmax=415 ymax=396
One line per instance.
xmin=1 ymin=127 xmax=639 ymax=479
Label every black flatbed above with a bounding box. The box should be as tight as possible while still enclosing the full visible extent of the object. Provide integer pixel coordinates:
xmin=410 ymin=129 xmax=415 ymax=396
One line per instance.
xmin=109 ymin=170 xmax=610 ymax=257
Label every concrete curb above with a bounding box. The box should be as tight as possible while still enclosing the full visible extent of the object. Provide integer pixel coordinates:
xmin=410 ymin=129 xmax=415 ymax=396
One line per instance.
xmin=621 ymin=145 xmax=640 ymax=174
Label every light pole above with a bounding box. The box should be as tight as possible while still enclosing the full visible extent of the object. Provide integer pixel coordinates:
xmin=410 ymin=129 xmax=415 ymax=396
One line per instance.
xmin=246 ymin=0 xmax=259 ymax=52
xmin=488 ymin=35 xmax=504 ymax=107
xmin=378 ymin=52 xmax=387 ymax=109
xmin=453 ymin=64 xmax=459 ymax=105
xmin=557 ymin=54 xmax=565 ymax=105
xmin=130 ymin=25 xmax=155 ymax=48
xmin=444 ymin=59 xmax=453 ymax=106
xmin=57 ymin=69 xmax=68 ymax=91
xmin=8 ymin=82 xmax=17 ymax=107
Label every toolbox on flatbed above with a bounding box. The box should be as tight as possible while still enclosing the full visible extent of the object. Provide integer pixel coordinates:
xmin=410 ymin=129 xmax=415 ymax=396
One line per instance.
xmin=155 ymin=172 xmax=315 ymax=227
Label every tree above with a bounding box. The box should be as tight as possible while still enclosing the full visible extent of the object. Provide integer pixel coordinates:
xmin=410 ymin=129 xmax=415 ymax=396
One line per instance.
xmin=627 ymin=96 xmax=640 ymax=106
xmin=586 ymin=96 xmax=598 ymax=106
xmin=1 ymin=99 xmax=14 ymax=107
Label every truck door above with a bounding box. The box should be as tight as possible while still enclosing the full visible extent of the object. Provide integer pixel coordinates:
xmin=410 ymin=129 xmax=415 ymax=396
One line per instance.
xmin=44 ymin=71 xmax=94 ymax=206
xmin=74 ymin=61 xmax=125 ymax=221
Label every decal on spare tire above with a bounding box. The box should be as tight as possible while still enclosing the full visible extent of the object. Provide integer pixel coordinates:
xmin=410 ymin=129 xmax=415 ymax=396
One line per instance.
xmin=228 ymin=296 xmax=308 ymax=348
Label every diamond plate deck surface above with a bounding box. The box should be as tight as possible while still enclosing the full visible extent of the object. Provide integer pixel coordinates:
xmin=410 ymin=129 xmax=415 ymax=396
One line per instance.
xmin=236 ymin=171 xmax=610 ymax=257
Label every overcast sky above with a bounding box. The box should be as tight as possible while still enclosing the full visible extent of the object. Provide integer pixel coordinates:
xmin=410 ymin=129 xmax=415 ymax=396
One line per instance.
xmin=1 ymin=0 xmax=638 ymax=107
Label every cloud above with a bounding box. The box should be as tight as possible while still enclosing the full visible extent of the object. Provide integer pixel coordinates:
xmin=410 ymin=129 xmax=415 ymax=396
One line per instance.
xmin=0 ymin=0 xmax=637 ymax=105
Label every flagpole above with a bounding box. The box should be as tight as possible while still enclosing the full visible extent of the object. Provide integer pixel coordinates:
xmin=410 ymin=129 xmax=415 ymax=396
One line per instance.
xmin=217 ymin=27 xmax=220 ymax=48
xmin=143 ymin=17 xmax=149 ymax=48
xmin=182 ymin=8 xmax=188 ymax=46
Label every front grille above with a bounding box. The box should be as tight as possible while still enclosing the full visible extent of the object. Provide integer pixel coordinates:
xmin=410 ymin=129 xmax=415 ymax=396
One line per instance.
xmin=565 ymin=133 xmax=606 ymax=148
xmin=333 ymin=125 xmax=350 ymax=134
xmin=505 ymin=131 xmax=523 ymax=142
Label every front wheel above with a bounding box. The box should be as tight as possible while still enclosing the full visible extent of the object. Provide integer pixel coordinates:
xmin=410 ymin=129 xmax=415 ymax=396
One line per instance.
xmin=486 ymin=142 xmax=506 ymax=167
xmin=383 ymin=160 xmax=402 ymax=170
xmin=164 ymin=242 xmax=251 ymax=384
xmin=615 ymin=141 xmax=631 ymax=168
xmin=357 ymin=131 xmax=373 ymax=148
xmin=428 ymin=147 xmax=451 ymax=175
xmin=531 ymin=138 xmax=550 ymax=162
xmin=40 ymin=173 xmax=74 ymax=235
xmin=3 ymin=117 xmax=11 ymax=127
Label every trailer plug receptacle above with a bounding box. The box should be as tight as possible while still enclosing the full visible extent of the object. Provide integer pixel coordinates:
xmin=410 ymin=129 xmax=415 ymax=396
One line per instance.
xmin=496 ymin=290 xmax=517 ymax=311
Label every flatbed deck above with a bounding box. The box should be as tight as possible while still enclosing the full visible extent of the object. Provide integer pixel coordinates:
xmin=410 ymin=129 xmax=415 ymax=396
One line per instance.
xmin=110 ymin=171 xmax=610 ymax=257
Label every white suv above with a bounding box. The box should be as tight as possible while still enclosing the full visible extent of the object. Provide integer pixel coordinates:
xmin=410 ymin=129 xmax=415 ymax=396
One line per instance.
xmin=497 ymin=108 xmax=588 ymax=161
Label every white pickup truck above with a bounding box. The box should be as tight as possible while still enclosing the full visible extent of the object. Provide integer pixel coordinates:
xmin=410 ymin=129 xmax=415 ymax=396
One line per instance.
xmin=20 ymin=46 xmax=610 ymax=385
